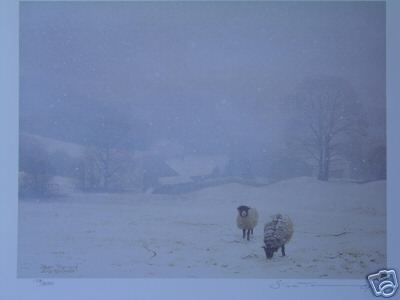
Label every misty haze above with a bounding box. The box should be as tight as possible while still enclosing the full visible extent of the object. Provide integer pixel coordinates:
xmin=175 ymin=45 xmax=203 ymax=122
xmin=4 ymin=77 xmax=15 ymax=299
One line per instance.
xmin=18 ymin=2 xmax=386 ymax=278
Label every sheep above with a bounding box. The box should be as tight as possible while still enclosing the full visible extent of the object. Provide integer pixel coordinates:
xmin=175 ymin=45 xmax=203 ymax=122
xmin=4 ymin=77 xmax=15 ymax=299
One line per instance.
xmin=262 ymin=214 xmax=293 ymax=259
xmin=236 ymin=205 xmax=259 ymax=240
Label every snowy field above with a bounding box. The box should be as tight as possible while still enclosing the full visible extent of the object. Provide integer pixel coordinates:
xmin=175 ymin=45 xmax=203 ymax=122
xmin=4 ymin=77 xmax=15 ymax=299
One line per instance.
xmin=18 ymin=177 xmax=386 ymax=278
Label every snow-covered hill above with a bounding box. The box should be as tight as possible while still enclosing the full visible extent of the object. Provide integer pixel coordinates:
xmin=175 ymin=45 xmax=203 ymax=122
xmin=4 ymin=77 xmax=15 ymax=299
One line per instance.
xmin=21 ymin=133 xmax=84 ymax=158
xmin=18 ymin=177 xmax=386 ymax=278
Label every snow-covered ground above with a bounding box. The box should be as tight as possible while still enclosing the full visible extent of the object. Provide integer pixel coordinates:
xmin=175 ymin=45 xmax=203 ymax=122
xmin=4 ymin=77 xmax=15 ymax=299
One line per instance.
xmin=18 ymin=177 xmax=386 ymax=278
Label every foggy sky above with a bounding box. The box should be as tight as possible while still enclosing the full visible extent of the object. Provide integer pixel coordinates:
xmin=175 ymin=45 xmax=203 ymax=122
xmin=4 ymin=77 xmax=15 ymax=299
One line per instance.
xmin=20 ymin=1 xmax=385 ymax=155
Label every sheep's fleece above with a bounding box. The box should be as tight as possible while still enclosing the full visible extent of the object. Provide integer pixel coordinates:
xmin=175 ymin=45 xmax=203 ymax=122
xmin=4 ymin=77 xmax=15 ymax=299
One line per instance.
xmin=236 ymin=208 xmax=259 ymax=230
xmin=263 ymin=214 xmax=293 ymax=248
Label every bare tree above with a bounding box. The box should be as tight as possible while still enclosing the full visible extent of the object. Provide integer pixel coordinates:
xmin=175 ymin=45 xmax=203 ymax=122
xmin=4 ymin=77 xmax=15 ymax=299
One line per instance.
xmin=286 ymin=76 xmax=365 ymax=181
xmin=79 ymin=146 xmax=134 ymax=191
xmin=19 ymin=134 xmax=54 ymax=196
xmin=367 ymin=145 xmax=386 ymax=180
xmin=78 ymin=106 xmax=136 ymax=191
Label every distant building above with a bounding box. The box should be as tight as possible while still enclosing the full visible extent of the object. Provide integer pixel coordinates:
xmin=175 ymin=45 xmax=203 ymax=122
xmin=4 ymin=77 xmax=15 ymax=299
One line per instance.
xmin=161 ymin=155 xmax=228 ymax=185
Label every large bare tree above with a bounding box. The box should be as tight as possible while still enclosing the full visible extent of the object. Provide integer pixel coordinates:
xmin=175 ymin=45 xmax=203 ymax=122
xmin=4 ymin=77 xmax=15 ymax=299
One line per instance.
xmin=19 ymin=134 xmax=54 ymax=196
xmin=78 ymin=106 xmax=136 ymax=191
xmin=286 ymin=76 xmax=365 ymax=181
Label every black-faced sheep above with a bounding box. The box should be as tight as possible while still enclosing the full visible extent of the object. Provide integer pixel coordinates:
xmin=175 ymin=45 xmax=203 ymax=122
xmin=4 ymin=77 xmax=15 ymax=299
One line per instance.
xmin=262 ymin=214 xmax=293 ymax=259
xmin=236 ymin=205 xmax=259 ymax=240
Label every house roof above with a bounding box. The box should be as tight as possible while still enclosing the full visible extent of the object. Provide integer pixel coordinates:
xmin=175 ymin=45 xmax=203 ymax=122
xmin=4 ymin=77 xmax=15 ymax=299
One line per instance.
xmin=165 ymin=155 xmax=228 ymax=177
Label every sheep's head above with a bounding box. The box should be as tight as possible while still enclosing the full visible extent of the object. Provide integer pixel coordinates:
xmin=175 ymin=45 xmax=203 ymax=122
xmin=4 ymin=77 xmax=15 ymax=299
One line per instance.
xmin=237 ymin=205 xmax=250 ymax=217
xmin=262 ymin=245 xmax=278 ymax=259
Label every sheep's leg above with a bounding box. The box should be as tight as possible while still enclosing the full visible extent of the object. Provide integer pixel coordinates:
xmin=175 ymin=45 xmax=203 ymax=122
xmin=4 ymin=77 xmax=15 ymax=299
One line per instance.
xmin=247 ymin=229 xmax=250 ymax=241
xmin=250 ymin=228 xmax=253 ymax=235
xmin=242 ymin=229 xmax=246 ymax=239
xmin=281 ymin=244 xmax=286 ymax=257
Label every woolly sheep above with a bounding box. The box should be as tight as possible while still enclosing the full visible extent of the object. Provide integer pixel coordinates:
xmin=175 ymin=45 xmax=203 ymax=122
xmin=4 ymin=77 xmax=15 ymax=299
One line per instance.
xmin=262 ymin=214 xmax=293 ymax=259
xmin=236 ymin=205 xmax=259 ymax=240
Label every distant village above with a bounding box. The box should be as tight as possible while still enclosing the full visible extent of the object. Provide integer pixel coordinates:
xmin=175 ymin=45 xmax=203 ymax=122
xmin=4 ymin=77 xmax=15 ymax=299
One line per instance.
xmin=19 ymin=132 xmax=385 ymax=198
